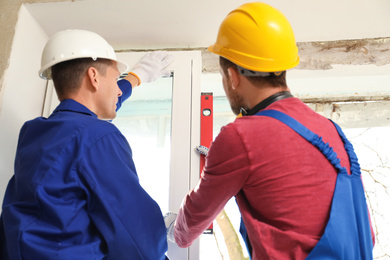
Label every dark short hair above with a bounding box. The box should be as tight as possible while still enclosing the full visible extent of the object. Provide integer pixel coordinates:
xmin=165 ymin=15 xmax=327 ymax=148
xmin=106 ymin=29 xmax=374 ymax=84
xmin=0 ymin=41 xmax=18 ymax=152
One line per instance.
xmin=51 ymin=58 xmax=113 ymax=100
xmin=219 ymin=56 xmax=287 ymax=88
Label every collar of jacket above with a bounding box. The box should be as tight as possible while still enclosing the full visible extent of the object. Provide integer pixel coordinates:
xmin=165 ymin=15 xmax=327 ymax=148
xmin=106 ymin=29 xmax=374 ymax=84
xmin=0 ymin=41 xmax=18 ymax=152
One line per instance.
xmin=240 ymin=91 xmax=293 ymax=116
xmin=52 ymin=99 xmax=98 ymax=118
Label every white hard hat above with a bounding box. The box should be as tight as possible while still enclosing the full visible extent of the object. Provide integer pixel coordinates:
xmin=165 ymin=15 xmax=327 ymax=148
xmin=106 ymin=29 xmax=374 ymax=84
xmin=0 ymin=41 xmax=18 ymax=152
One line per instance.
xmin=39 ymin=29 xmax=129 ymax=79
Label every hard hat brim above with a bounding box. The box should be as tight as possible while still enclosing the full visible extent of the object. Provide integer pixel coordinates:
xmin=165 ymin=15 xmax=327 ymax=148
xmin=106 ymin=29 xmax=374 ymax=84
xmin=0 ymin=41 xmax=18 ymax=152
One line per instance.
xmin=39 ymin=57 xmax=129 ymax=80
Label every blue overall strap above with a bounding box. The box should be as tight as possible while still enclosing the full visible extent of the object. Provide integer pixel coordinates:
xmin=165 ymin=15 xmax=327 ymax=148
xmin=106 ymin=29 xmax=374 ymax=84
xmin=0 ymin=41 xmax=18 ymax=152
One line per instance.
xmin=254 ymin=109 xmax=373 ymax=260
xmin=239 ymin=217 xmax=253 ymax=259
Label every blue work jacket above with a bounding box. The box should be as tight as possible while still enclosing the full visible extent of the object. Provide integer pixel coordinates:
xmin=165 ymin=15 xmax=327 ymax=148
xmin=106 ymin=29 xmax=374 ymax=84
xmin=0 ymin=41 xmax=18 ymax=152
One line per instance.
xmin=0 ymin=80 xmax=168 ymax=259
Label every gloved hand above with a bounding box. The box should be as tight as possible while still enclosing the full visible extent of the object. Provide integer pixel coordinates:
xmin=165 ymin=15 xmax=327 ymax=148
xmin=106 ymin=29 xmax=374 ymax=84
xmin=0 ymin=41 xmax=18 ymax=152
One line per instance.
xmin=196 ymin=145 xmax=209 ymax=156
xmin=129 ymin=51 xmax=174 ymax=85
xmin=163 ymin=212 xmax=177 ymax=243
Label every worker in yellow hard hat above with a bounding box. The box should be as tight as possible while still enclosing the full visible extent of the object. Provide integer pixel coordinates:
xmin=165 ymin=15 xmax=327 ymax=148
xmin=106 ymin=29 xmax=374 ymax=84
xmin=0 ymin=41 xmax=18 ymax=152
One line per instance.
xmin=165 ymin=2 xmax=375 ymax=259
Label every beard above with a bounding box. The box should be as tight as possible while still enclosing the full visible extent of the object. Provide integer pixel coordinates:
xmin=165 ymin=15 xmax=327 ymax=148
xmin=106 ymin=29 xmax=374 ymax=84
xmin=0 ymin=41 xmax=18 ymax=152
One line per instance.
xmin=226 ymin=83 xmax=246 ymax=116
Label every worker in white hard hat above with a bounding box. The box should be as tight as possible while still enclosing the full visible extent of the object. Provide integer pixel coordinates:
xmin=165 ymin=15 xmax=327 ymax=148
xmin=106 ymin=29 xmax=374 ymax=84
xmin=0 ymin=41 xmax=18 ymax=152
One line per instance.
xmin=0 ymin=29 xmax=173 ymax=260
xmin=165 ymin=2 xmax=375 ymax=259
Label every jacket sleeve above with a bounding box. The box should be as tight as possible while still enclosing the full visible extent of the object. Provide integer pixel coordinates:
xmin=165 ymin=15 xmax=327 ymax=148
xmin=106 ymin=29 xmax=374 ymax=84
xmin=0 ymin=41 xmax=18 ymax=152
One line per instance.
xmin=116 ymin=79 xmax=133 ymax=111
xmin=174 ymin=123 xmax=251 ymax=248
xmin=79 ymin=129 xmax=167 ymax=260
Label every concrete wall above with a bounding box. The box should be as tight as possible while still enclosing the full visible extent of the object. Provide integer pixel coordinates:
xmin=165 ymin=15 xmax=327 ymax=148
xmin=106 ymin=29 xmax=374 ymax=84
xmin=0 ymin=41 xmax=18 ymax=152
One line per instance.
xmin=0 ymin=0 xmax=68 ymax=110
xmin=0 ymin=0 xmax=74 ymax=207
xmin=0 ymin=4 xmax=48 ymax=208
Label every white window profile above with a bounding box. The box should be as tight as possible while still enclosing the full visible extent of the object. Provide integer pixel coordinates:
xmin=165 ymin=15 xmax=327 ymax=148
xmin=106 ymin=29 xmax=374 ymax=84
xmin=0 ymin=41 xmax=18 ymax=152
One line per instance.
xmin=116 ymin=51 xmax=202 ymax=259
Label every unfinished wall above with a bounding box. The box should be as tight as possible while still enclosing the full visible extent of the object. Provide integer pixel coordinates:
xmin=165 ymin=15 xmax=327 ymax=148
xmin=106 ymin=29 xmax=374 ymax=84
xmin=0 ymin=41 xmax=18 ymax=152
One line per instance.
xmin=0 ymin=1 xmax=72 ymax=211
xmin=0 ymin=0 xmax=70 ymax=111
xmin=202 ymin=38 xmax=390 ymax=72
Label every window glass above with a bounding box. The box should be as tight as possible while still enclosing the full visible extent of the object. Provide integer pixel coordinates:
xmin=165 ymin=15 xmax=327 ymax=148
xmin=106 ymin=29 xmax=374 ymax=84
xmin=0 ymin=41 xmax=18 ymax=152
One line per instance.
xmin=113 ymin=77 xmax=173 ymax=213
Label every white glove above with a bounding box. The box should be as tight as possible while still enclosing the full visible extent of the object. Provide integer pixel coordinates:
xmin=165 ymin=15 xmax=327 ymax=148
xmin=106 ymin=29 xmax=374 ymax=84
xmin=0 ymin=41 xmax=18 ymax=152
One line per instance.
xmin=130 ymin=51 xmax=174 ymax=84
xmin=164 ymin=212 xmax=177 ymax=243
xmin=196 ymin=145 xmax=209 ymax=156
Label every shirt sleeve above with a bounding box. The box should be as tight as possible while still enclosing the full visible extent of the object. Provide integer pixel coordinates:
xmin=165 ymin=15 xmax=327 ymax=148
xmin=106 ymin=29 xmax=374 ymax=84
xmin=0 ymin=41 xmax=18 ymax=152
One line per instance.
xmin=174 ymin=123 xmax=251 ymax=248
xmin=116 ymin=79 xmax=133 ymax=111
xmin=79 ymin=128 xmax=167 ymax=260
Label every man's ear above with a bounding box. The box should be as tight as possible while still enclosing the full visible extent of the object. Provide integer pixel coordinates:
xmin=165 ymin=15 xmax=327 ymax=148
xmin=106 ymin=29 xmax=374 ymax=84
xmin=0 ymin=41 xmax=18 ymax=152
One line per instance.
xmin=227 ymin=67 xmax=240 ymax=90
xmin=87 ymin=67 xmax=99 ymax=91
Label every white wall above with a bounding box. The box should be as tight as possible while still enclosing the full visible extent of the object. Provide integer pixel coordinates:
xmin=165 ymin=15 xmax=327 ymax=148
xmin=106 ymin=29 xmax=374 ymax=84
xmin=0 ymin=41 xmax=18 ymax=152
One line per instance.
xmin=0 ymin=5 xmax=48 ymax=210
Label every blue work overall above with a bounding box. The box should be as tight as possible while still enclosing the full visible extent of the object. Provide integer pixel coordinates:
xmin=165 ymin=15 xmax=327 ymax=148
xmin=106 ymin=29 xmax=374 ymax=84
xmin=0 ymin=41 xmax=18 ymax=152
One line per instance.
xmin=239 ymin=109 xmax=373 ymax=259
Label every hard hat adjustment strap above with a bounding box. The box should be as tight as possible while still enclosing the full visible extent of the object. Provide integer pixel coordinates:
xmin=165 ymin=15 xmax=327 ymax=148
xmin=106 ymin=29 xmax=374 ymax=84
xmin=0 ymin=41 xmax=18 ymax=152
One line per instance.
xmin=237 ymin=65 xmax=282 ymax=77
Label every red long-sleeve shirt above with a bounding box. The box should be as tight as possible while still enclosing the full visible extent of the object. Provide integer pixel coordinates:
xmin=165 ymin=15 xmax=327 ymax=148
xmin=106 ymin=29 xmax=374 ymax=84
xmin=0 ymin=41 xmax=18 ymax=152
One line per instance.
xmin=175 ymin=97 xmax=368 ymax=259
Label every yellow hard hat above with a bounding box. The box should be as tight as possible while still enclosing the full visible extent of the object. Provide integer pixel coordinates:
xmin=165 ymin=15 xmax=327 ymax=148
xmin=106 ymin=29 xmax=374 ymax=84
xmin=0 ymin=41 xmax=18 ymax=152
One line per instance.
xmin=208 ymin=2 xmax=299 ymax=73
